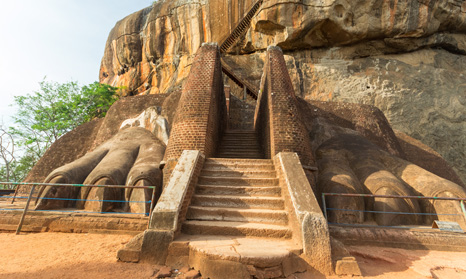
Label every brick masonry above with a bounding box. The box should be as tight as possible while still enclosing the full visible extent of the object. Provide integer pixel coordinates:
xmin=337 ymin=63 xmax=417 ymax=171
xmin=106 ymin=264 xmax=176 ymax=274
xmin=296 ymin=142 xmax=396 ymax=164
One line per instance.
xmin=254 ymin=46 xmax=315 ymax=167
xmin=163 ymin=43 xmax=227 ymax=181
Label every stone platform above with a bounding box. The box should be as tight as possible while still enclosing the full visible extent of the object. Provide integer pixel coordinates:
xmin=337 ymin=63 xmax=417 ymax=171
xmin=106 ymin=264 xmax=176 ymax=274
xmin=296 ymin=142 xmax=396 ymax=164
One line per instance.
xmin=0 ymin=200 xmax=147 ymax=234
xmin=330 ymin=224 xmax=466 ymax=252
xmin=164 ymin=234 xmax=308 ymax=279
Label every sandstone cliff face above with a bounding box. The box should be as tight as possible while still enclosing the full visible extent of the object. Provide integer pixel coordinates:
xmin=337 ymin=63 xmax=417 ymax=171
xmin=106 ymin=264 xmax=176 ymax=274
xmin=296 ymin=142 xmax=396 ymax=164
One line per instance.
xmin=99 ymin=0 xmax=258 ymax=96
xmin=100 ymin=0 xmax=466 ymax=183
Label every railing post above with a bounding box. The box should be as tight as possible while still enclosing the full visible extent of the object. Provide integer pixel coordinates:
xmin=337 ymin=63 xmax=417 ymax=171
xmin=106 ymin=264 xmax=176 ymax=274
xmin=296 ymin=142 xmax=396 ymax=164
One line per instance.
xmin=11 ymin=183 xmax=19 ymax=204
xmin=461 ymin=200 xmax=466 ymax=224
xmin=148 ymin=186 xmax=157 ymax=228
xmin=322 ymin=193 xmax=328 ymax=220
xmin=16 ymin=184 xmax=36 ymax=235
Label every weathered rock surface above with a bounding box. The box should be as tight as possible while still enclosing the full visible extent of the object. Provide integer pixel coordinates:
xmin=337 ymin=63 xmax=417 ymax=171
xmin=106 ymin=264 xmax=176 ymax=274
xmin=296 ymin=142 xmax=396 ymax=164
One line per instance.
xmin=99 ymin=0 xmax=259 ymax=96
xmin=99 ymin=0 xmax=465 ymax=183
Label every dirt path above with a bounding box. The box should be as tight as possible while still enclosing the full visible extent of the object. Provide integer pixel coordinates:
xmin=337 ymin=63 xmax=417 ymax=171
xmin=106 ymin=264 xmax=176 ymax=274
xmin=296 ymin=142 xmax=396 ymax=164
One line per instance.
xmin=1 ymin=232 xmax=466 ymax=278
xmin=343 ymin=245 xmax=466 ymax=279
xmin=0 ymin=232 xmax=156 ymax=279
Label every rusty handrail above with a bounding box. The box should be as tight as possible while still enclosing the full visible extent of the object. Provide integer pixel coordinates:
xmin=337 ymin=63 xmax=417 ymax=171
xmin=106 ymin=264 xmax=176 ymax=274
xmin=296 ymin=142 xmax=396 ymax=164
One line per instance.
xmin=0 ymin=181 xmax=156 ymax=189
xmin=322 ymin=192 xmax=466 ymax=223
xmin=221 ymin=60 xmax=259 ymax=99
xmin=0 ymin=181 xmax=158 ymax=234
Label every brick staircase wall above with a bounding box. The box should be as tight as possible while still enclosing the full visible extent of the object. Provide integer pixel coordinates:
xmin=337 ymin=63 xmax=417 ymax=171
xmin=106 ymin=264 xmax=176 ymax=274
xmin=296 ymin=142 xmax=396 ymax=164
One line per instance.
xmin=163 ymin=43 xmax=227 ymax=180
xmin=254 ymin=46 xmax=316 ymax=168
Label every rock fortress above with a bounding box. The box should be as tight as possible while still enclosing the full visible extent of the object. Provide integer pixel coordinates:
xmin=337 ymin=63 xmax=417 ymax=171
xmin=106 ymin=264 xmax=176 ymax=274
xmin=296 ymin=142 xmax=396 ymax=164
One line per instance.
xmin=1 ymin=0 xmax=466 ymax=278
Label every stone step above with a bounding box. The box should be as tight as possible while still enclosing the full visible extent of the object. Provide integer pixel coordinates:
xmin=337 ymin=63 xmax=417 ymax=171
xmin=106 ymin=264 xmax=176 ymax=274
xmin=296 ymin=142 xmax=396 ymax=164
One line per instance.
xmin=191 ymin=195 xmax=285 ymax=209
xmin=170 ymin=235 xmax=301 ymax=274
xmin=218 ymin=145 xmax=262 ymax=150
xmin=204 ymin=159 xmax=274 ymax=169
xmin=203 ymin=165 xmax=275 ymax=172
xmin=200 ymin=169 xmax=276 ymax=178
xmin=198 ymin=176 xmax=278 ymax=186
xmin=186 ymin=206 xmax=288 ymax=225
xmin=218 ymin=143 xmax=260 ymax=147
xmin=222 ymin=132 xmax=257 ymax=135
xmin=217 ymin=142 xmax=261 ymax=147
xmin=223 ymin=130 xmax=256 ymax=132
xmin=182 ymin=220 xmax=292 ymax=239
xmin=196 ymin=185 xmax=281 ymax=196
xmin=217 ymin=156 xmax=264 ymax=159
xmin=216 ymin=153 xmax=264 ymax=159
xmin=216 ymin=153 xmax=263 ymax=158
xmin=206 ymin=158 xmax=273 ymax=164
xmin=221 ymin=134 xmax=257 ymax=138
xmin=217 ymin=149 xmax=262 ymax=154
xmin=221 ymin=137 xmax=258 ymax=141
xmin=222 ymin=134 xmax=259 ymax=140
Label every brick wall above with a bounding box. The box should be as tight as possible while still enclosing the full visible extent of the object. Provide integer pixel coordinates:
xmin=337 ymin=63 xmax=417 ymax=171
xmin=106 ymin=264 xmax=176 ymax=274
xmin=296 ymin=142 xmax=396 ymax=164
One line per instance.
xmin=254 ymin=46 xmax=315 ymax=167
xmin=163 ymin=43 xmax=226 ymax=180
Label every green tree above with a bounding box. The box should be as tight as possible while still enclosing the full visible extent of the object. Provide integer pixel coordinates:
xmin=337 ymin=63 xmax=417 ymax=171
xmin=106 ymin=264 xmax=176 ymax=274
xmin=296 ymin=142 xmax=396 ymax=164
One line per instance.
xmin=76 ymin=82 xmax=120 ymax=122
xmin=9 ymin=79 xmax=119 ymax=169
xmin=10 ymin=80 xmax=81 ymax=159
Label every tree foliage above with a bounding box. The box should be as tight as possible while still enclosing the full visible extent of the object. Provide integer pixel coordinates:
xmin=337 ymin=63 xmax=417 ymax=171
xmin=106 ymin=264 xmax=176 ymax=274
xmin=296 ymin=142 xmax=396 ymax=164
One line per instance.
xmin=0 ymin=79 xmax=119 ymax=183
xmin=10 ymin=80 xmax=81 ymax=158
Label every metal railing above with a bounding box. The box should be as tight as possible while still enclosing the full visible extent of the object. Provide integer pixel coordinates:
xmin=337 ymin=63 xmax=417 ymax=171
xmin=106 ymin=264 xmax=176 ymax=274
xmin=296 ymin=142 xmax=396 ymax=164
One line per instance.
xmin=219 ymin=0 xmax=263 ymax=52
xmin=221 ymin=59 xmax=259 ymax=99
xmin=0 ymin=182 xmax=158 ymax=234
xmin=322 ymin=193 xmax=466 ymax=231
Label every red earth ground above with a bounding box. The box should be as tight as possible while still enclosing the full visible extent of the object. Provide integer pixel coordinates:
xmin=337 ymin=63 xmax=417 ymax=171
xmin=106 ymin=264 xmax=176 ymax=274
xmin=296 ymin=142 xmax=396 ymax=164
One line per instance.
xmin=1 ymin=232 xmax=465 ymax=279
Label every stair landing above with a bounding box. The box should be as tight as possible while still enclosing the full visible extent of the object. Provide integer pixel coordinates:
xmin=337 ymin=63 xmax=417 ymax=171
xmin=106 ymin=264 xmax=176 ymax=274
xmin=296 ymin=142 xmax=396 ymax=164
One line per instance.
xmin=171 ymin=234 xmax=302 ymax=267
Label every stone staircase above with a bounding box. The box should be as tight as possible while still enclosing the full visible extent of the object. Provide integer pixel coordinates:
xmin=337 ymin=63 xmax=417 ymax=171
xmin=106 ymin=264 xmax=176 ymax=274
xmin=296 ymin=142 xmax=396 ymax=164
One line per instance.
xmin=216 ymin=130 xmax=264 ymax=159
xmin=182 ymin=158 xmax=292 ymax=239
xmin=173 ymin=154 xmax=305 ymax=278
xmin=182 ymin=131 xmax=291 ymax=238
xmin=181 ymin=129 xmax=291 ymax=239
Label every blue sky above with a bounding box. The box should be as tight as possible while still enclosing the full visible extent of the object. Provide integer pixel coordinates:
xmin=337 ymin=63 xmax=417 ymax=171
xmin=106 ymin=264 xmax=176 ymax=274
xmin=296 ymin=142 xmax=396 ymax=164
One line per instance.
xmin=0 ymin=0 xmax=152 ymax=126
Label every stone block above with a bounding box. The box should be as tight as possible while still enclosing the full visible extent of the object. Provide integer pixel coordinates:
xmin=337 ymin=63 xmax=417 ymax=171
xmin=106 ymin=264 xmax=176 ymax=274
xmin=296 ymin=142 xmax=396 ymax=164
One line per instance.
xmin=302 ymin=213 xmax=333 ymax=275
xmin=165 ymin=241 xmax=190 ymax=268
xmin=117 ymin=248 xmax=140 ymax=263
xmin=155 ymin=266 xmax=172 ymax=278
xmin=189 ymin=249 xmax=250 ymax=279
xmin=282 ymin=254 xmax=308 ymax=277
xmin=182 ymin=269 xmax=201 ymax=279
xmin=335 ymin=257 xmax=362 ymax=276
xmin=140 ymin=229 xmax=174 ymax=264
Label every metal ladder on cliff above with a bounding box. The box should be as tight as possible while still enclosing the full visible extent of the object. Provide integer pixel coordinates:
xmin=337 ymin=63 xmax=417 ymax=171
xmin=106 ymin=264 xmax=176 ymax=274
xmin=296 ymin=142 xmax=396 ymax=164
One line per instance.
xmin=219 ymin=0 xmax=263 ymax=100
xmin=219 ymin=0 xmax=264 ymax=53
